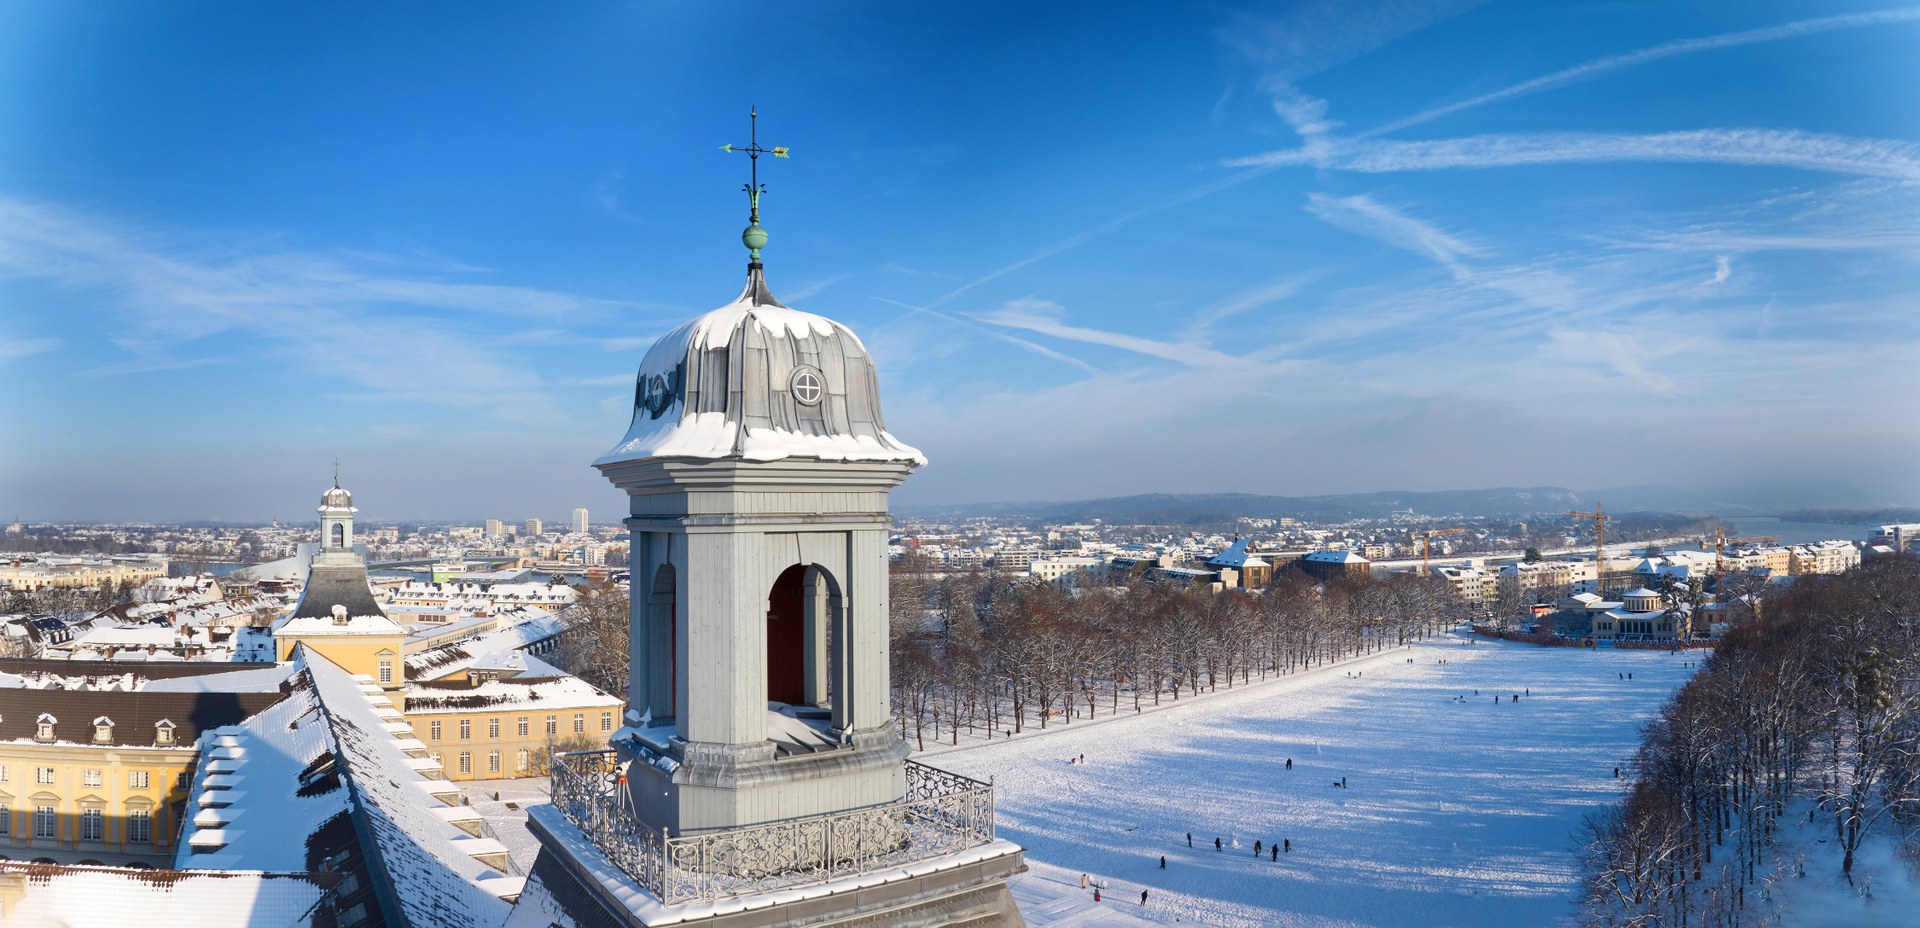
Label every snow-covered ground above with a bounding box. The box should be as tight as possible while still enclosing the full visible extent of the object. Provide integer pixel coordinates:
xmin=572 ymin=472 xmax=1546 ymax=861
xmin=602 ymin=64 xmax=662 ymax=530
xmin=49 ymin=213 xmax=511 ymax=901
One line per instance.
xmin=931 ymin=628 xmax=1700 ymax=927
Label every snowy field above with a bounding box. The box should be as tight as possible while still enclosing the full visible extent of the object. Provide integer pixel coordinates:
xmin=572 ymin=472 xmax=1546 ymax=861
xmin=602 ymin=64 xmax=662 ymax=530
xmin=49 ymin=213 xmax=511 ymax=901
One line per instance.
xmin=930 ymin=628 xmax=1699 ymax=927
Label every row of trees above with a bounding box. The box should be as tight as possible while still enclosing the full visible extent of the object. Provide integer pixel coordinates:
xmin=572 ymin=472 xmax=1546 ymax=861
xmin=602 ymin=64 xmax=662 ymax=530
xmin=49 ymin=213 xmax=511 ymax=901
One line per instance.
xmin=887 ymin=556 xmax=1478 ymax=751
xmin=1581 ymin=556 xmax=1920 ymax=927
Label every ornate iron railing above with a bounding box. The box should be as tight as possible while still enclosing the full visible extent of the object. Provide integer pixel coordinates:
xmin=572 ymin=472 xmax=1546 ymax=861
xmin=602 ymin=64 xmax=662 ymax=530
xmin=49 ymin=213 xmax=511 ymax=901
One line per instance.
xmin=549 ymin=750 xmax=996 ymax=906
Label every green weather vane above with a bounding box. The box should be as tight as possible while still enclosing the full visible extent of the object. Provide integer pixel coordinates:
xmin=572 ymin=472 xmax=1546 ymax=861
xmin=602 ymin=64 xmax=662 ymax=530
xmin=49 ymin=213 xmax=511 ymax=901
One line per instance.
xmin=719 ymin=108 xmax=789 ymax=265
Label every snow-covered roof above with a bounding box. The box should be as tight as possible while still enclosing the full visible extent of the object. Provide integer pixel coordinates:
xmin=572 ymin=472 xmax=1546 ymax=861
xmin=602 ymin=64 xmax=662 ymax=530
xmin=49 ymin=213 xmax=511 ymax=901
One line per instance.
xmin=175 ymin=669 xmax=345 ymax=872
xmin=1205 ymin=537 xmax=1270 ymax=569
xmin=140 ymin=663 xmax=296 ymax=693
xmin=278 ymin=611 xmax=405 ymax=637
xmin=0 ymin=862 xmax=329 ymax=926
xmin=403 ymin=673 xmax=621 ymax=714
xmin=595 ymin=267 xmax=924 ymax=469
xmin=1303 ymin=549 xmax=1369 ymax=563
xmin=405 ymin=613 xmax=566 ymax=681
xmin=301 ymin=648 xmax=515 ymax=927
xmin=1622 ymin=587 xmax=1661 ymax=598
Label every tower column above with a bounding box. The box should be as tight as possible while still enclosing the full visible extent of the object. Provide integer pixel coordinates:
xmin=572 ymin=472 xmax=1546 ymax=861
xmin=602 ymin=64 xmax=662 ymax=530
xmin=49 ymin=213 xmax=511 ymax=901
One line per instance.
xmin=848 ymin=527 xmax=892 ymax=733
xmin=802 ymin=568 xmax=830 ymax=708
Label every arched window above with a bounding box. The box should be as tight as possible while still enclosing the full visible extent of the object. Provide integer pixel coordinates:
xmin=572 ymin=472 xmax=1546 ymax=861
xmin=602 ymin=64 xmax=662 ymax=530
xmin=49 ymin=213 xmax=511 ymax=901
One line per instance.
xmin=458 ymin=752 xmax=471 ymax=775
xmin=330 ymin=523 xmax=345 ymax=548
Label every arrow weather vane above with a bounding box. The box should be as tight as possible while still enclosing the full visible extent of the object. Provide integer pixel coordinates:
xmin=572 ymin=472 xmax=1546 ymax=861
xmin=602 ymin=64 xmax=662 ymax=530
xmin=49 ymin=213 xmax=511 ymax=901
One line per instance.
xmin=720 ymin=108 xmax=789 ymax=265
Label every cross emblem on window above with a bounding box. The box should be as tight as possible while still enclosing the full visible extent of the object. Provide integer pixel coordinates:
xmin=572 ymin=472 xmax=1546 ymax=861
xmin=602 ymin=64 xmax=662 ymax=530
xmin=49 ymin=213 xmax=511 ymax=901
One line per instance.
xmin=790 ymin=367 xmax=823 ymax=406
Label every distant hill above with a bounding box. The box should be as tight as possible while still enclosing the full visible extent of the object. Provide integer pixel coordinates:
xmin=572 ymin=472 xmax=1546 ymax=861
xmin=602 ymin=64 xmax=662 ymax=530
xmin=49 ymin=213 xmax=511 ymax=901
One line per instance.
xmin=903 ymin=487 xmax=1607 ymax=524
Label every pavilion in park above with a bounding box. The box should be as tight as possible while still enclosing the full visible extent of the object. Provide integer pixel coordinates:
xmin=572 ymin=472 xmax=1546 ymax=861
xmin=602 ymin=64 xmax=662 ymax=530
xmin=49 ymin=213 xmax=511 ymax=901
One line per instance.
xmin=510 ymin=115 xmax=1027 ymax=928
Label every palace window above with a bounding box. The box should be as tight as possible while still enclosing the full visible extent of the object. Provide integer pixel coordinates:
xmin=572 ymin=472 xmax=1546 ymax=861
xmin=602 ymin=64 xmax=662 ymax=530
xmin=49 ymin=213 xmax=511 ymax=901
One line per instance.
xmin=0 ymin=763 xmax=9 ymax=782
xmin=36 ymin=767 xmax=56 ymax=786
xmin=128 ymin=810 xmax=152 ymax=843
xmin=36 ymin=805 xmax=57 ymax=838
xmin=488 ymin=718 xmax=500 ymax=739
xmin=487 ymin=751 xmax=501 ymax=774
xmin=82 ymin=768 xmax=102 ymax=788
xmin=378 ymin=651 xmax=395 ymax=685
xmin=573 ymin=713 xmax=585 ymax=734
xmin=459 ymin=719 xmax=471 ymax=740
xmin=0 ymin=808 xmax=8 ymax=835
xmin=429 ymin=721 xmax=442 ymax=741
xmin=129 ymin=770 xmax=150 ymax=790
xmin=545 ymin=716 xmax=557 ymax=736
xmin=93 ymin=717 xmax=114 ymax=744
xmin=80 ymin=808 xmax=104 ymax=841
xmin=155 ymin=721 xmax=176 ymax=745
xmin=36 ymin=714 xmax=56 ymax=742
xmin=458 ymin=752 xmax=471 ymax=774
xmin=601 ymin=712 xmax=613 ymax=732
xmin=516 ymin=749 xmax=530 ymax=772
xmin=516 ymin=717 xmax=529 ymax=737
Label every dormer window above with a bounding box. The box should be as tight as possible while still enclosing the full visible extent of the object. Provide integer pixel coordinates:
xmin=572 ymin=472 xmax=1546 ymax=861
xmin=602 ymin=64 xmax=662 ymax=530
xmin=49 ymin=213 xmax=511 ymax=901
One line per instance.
xmin=154 ymin=720 xmax=176 ymax=745
xmin=93 ymin=716 xmax=114 ymax=744
xmin=36 ymin=713 xmax=57 ymax=742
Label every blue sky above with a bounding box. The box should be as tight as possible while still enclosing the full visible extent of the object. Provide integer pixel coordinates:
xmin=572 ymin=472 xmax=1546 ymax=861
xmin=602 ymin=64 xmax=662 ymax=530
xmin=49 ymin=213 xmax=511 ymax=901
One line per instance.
xmin=2 ymin=1 xmax=1917 ymax=522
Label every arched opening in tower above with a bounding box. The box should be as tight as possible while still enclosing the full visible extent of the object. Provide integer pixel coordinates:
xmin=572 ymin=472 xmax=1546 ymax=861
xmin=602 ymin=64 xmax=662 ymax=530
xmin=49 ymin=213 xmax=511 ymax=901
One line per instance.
xmin=766 ymin=563 xmax=842 ymax=713
xmin=767 ymin=564 xmax=807 ymax=704
xmin=330 ymin=523 xmax=345 ymax=548
xmin=647 ymin=563 xmax=677 ymax=718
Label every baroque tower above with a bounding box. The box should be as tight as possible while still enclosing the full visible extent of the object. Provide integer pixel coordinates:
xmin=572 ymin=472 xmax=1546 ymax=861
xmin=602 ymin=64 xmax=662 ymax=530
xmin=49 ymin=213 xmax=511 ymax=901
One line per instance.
xmin=523 ymin=113 xmax=1025 ymax=927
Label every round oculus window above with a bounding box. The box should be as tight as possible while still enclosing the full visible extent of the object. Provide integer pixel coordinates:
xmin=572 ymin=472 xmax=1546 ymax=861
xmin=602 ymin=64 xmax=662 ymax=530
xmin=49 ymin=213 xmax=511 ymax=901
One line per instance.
xmin=789 ymin=366 xmax=825 ymax=407
xmin=639 ymin=373 xmax=672 ymax=418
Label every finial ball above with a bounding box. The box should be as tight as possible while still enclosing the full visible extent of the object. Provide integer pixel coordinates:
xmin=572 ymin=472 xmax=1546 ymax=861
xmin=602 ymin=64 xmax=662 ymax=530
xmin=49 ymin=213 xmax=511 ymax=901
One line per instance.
xmin=742 ymin=222 xmax=768 ymax=252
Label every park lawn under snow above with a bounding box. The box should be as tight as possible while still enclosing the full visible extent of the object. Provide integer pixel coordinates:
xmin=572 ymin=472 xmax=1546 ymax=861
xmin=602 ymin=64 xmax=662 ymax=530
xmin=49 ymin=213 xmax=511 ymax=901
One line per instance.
xmin=928 ymin=628 xmax=1699 ymax=927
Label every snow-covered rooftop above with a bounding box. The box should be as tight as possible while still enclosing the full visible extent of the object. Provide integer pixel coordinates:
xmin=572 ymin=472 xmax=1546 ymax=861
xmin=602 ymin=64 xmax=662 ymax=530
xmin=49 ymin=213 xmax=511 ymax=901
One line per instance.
xmin=0 ymin=862 xmax=330 ymax=926
xmin=595 ymin=269 xmax=924 ymax=469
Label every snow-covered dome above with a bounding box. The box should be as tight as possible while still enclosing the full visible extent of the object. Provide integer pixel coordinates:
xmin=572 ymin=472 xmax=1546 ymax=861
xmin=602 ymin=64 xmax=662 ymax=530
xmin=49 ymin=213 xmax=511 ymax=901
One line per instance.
xmin=596 ymin=267 xmax=924 ymax=468
xmin=320 ymin=484 xmax=353 ymax=508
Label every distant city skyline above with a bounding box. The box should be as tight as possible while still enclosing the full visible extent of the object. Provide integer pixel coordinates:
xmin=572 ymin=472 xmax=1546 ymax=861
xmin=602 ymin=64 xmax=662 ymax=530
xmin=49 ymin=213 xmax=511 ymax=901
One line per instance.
xmin=4 ymin=2 xmax=1917 ymax=521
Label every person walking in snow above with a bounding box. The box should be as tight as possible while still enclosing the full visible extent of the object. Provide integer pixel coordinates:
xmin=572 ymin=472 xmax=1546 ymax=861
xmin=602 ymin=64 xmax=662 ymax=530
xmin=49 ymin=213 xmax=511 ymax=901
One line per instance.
xmin=1215 ymin=837 xmax=1222 ymax=851
xmin=1285 ymin=758 xmax=1292 ymax=770
xmin=1093 ymin=888 xmax=1100 ymax=903
xmin=1081 ymin=873 xmax=1088 ymax=889
xmin=1284 ymin=839 xmax=1291 ymax=853
xmin=1255 ymin=840 xmax=1263 ymax=856
xmin=1187 ymin=832 xmax=1192 ymax=847
xmin=1141 ymin=890 xmax=1149 ymax=905
xmin=1160 ymin=856 xmax=1166 ymax=869
xmin=1271 ymin=844 xmax=1279 ymax=861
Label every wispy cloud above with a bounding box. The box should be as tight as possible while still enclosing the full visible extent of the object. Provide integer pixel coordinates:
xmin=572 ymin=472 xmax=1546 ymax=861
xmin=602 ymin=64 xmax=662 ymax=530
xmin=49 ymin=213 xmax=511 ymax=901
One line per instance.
xmin=1304 ymin=193 xmax=1483 ymax=277
xmin=1230 ymin=128 xmax=1920 ymax=181
xmin=1188 ymin=274 xmax=1320 ymax=344
xmin=1706 ymin=255 xmax=1732 ymax=286
xmin=922 ymin=167 xmax=1278 ymax=312
xmin=0 ymin=196 xmax=622 ymax=422
xmin=781 ymin=274 xmax=849 ymax=302
xmin=0 ymin=336 xmax=58 ymax=361
xmin=874 ymin=297 xmax=1100 ymax=374
xmin=974 ymin=298 xmax=1289 ymax=374
xmin=1366 ymin=7 xmax=1920 ymax=137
